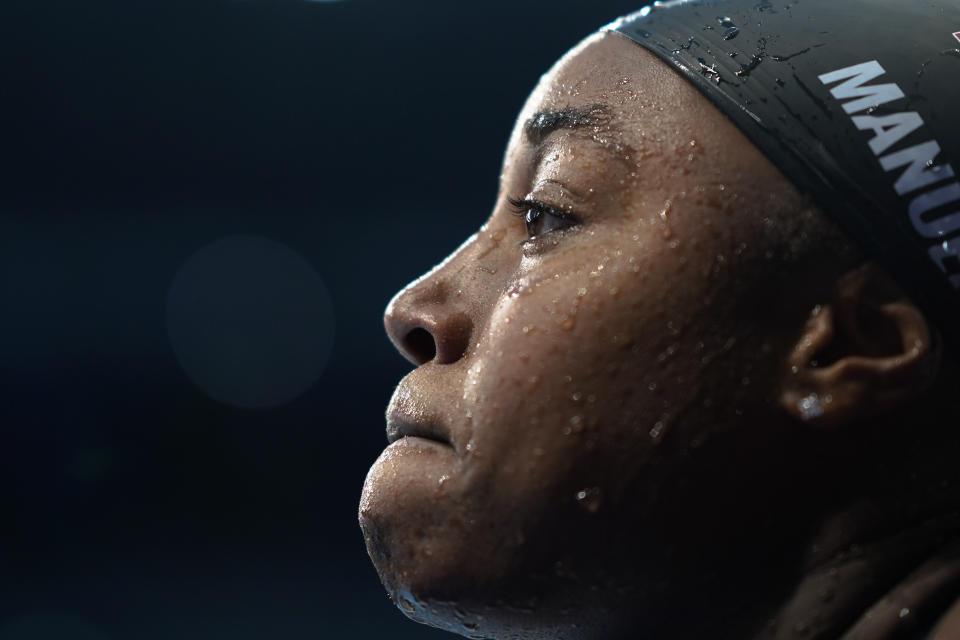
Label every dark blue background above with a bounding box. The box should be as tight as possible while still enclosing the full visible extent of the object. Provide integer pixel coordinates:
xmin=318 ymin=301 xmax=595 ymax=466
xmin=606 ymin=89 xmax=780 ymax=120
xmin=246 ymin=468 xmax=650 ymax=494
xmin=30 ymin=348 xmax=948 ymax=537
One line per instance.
xmin=0 ymin=1 xmax=641 ymax=637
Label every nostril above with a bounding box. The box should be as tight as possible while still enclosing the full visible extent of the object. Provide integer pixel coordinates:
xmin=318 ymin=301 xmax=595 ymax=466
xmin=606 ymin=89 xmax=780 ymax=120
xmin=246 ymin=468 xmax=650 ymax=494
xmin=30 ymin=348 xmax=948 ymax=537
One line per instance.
xmin=405 ymin=327 xmax=437 ymax=364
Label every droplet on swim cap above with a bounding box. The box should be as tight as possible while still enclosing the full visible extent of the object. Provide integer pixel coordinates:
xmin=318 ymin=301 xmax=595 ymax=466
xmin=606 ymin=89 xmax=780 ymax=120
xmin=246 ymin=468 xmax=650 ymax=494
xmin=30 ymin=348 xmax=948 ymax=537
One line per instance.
xmin=604 ymin=0 xmax=960 ymax=349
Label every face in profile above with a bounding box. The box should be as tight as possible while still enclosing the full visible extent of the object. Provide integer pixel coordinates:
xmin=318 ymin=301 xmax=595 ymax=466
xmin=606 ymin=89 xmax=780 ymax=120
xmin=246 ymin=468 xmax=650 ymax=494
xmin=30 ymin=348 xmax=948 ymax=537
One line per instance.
xmin=358 ymin=32 xmax=883 ymax=639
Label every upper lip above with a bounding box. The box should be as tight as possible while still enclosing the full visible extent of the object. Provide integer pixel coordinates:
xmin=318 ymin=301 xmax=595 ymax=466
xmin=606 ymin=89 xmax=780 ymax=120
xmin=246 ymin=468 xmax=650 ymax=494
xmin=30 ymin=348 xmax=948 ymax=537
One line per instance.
xmin=385 ymin=411 xmax=452 ymax=446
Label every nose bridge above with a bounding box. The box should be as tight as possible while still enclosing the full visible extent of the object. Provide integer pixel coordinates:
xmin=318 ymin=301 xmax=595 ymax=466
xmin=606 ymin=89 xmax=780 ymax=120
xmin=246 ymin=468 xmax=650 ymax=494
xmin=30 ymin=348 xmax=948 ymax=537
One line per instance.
xmin=384 ymin=231 xmax=502 ymax=366
xmin=391 ymin=231 xmax=477 ymax=310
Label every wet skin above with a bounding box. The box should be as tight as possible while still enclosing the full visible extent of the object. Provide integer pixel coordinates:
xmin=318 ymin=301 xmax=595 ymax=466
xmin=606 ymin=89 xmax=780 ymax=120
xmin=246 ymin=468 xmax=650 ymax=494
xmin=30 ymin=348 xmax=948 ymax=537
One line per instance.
xmin=359 ymin=33 xmax=958 ymax=639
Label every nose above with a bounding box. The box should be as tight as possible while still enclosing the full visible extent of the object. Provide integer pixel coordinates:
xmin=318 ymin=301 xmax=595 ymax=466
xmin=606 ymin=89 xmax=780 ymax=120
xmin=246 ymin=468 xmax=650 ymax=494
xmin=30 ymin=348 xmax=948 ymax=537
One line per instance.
xmin=384 ymin=276 xmax=473 ymax=366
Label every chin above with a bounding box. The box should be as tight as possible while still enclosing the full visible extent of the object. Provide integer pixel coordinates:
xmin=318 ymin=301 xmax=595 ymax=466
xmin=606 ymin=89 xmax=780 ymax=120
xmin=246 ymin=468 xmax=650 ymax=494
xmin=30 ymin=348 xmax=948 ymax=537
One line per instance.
xmin=359 ymin=459 xmax=651 ymax=640
xmin=358 ymin=463 xmax=516 ymax=630
xmin=357 ymin=525 xmax=625 ymax=640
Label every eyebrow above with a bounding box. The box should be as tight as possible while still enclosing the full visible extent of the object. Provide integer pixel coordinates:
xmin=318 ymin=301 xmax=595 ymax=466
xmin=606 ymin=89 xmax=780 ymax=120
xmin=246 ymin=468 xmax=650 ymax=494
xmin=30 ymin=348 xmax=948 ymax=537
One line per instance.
xmin=522 ymin=104 xmax=612 ymax=146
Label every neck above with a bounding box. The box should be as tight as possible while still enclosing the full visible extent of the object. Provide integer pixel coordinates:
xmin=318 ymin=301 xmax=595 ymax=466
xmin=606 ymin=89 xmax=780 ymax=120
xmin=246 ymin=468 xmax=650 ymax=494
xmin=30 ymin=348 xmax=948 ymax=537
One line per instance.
xmin=757 ymin=503 xmax=960 ymax=639
xmin=752 ymin=364 xmax=960 ymax=639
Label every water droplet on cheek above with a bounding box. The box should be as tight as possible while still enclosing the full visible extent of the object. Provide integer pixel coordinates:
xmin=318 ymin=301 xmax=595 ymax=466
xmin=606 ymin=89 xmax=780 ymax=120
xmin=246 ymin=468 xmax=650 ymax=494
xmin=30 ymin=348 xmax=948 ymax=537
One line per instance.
xmin=569 ymin=415 xmax=584 ymax=433
xmin=659 ymin=199 xmax=674 ymax=239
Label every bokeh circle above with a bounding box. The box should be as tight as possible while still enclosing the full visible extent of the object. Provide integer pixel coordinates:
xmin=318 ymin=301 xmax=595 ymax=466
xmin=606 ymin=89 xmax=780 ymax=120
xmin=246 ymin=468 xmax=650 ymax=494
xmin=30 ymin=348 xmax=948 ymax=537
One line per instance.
xmin=166 ymin=235 xmax=334 ymax=410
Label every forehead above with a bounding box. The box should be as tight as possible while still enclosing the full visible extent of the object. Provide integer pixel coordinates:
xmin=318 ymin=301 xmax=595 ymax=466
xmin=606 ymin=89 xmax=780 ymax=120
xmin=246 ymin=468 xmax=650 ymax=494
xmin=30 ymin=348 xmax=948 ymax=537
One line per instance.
xmin=508 ymin=32 xmax=710 ymax=166
xmin=520 ymin=34 xmax=677 ymax=130
xmin=505 ymin=32 xmax=788 ymax=204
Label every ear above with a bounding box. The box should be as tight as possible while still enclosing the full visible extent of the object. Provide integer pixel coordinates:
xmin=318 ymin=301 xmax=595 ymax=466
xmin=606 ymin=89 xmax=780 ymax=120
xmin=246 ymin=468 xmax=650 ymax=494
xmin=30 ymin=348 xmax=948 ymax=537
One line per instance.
xmin=779 ymin=262 xmax=942 ymax=428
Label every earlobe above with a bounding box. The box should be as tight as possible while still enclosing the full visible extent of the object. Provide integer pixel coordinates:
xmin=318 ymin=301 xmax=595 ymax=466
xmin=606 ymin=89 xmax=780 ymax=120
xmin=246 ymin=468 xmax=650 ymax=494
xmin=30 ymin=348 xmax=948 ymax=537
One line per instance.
xmin=778 ymin=263 xmax=942 ymax=428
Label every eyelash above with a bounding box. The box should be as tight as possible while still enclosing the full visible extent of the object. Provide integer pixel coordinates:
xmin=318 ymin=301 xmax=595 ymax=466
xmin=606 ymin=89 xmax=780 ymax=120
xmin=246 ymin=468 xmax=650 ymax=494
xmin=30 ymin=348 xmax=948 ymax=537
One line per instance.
xmin=507 ymin=197 xmax=580 ymax=241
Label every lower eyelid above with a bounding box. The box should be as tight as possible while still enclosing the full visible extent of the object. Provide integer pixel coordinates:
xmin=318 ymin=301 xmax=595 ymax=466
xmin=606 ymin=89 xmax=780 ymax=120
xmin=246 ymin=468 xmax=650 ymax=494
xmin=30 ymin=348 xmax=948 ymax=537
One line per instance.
xmin=519 ymin=225 xmax=582 ymax=255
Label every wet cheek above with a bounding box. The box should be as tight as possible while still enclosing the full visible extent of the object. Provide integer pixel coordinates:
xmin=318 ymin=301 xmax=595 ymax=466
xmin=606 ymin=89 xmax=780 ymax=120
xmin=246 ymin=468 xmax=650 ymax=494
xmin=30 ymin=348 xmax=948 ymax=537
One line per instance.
xmin=475 ymin=277 xmax=636 ymax=438
xmin=564 ymin=239 xmax=710 ymax=434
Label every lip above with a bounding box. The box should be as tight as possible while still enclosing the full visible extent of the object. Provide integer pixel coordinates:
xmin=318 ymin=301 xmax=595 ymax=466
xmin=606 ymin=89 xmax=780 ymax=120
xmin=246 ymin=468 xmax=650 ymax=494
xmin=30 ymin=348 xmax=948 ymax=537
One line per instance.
xmin=385 ymin=410 xmax=453 ymax=447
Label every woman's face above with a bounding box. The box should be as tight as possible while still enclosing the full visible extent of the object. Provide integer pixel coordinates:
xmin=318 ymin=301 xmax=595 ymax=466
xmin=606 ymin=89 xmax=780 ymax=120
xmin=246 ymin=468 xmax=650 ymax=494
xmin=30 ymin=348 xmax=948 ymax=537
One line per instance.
xmin=360 ymin=33 xmax=818 ymax=637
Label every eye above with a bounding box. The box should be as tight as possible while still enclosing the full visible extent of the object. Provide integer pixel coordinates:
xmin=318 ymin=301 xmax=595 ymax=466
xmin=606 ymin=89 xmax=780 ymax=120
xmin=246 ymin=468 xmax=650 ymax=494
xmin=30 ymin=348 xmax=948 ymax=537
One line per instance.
xmin=507 ymin=198 xmax=579 ymax=240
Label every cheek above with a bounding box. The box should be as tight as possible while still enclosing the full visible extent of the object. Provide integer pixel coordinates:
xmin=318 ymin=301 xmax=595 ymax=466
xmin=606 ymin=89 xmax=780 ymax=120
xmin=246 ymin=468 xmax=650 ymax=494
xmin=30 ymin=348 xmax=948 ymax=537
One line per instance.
xmin=484 ymin=239 xmax=714 ymax=456
xmin=466 ymin=266 xmax=667 ymax=477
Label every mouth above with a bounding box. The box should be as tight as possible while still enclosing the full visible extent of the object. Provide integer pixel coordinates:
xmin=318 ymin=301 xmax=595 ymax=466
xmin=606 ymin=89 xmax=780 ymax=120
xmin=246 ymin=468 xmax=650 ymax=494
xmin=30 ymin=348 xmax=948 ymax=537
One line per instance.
xmin=385 ymin=411 xmax=452 ymax=447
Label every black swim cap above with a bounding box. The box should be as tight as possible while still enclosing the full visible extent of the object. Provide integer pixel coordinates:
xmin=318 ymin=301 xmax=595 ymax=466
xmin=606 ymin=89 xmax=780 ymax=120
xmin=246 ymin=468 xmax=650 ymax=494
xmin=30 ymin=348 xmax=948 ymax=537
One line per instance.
xmin=605 ymin=0 xmax=960 ymax=346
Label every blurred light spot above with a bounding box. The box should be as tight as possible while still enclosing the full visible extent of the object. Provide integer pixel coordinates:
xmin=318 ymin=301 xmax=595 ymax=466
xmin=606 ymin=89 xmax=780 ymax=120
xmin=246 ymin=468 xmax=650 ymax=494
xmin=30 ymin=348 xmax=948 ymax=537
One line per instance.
xmin=166 ymin=235 xmax=334 ymax=410
xmin=0 ymin=612 xmax=108 ymax=640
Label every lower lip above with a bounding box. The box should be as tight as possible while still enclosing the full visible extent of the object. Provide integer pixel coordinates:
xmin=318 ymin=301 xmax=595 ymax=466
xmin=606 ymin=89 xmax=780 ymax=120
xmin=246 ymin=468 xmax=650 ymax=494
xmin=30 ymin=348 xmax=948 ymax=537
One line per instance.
xmin=387 ymin=435 xmax=454 ymax=453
